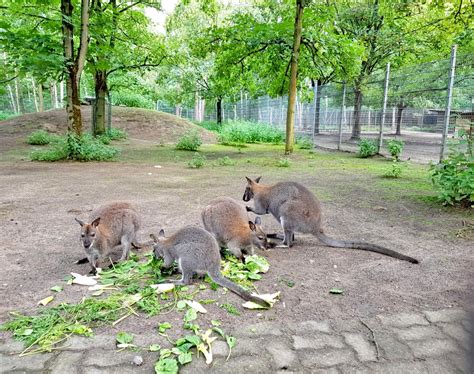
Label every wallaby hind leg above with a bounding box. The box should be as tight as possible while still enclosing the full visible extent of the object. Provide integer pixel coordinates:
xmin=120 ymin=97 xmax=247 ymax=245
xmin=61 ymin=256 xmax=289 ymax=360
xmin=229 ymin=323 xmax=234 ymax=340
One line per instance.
xmin=169 ymin=269 xmax=193 ymax=285
xmin=280 ymin=217 xmax=295 ymax=247
xmin=267 ymin=232 xmax=295 ymax=242
xmin=119 ymin=235 xmax=132 ymax=261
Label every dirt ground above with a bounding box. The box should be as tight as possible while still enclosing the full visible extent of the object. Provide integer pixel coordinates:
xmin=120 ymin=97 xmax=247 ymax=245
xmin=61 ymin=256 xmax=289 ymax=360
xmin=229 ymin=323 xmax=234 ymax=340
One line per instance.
xmin=0 ymin=109 xmax=473 ymax=346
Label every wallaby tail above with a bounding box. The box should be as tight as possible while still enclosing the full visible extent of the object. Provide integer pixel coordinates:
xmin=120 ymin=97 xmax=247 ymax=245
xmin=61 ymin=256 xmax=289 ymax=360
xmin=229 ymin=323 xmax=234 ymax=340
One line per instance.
xmin=209 ymin=272 xmax=271 ymax=307
xmin=316 ymin=232 xmax=419 ymax=264
xmin=131 ymin=239 xmax=155 ymax=250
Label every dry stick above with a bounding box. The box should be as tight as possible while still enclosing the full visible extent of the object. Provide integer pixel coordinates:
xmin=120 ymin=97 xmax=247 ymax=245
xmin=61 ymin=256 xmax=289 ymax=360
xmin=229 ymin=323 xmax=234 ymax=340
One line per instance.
xmin=359 ymin=319 xmax=380 ymax=360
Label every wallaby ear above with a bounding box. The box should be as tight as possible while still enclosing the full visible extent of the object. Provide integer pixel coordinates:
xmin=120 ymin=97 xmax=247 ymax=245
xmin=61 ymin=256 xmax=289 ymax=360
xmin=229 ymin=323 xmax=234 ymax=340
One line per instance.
xmin=254 ymin=216 xmax=262 ymax=225
xmin=91 ymin=217 xmax=100 ymax=227
xmin=245 ymin=176 xmax=253 ymax=184
xmin=248 ymin=221 xmax=256 ymax=231
xmin=255 ymin=176 xmax=262 ymax=183
xmin=75 ymin=218 xmax=85 ymax=226
xmin=159 ymin=229 xmax=165 ymax=237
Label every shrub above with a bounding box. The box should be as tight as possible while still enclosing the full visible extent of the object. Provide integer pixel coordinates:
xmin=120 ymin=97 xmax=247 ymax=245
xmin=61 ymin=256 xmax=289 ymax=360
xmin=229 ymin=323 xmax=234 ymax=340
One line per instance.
xmin=187 ymin=153 xmax=206 ymax=168
xmin=216 ymin=156 xmax=235 ymax=166
xmin=96 ymin=128 xmax=127 ymax=144
xmin=27 ymin=130 xmax=53 ymax=145
xmin=198 ymin=121 xmax=220 ymax=132
xmin=386 ymin=139 xmax=404 ymax=161
xmin=176 ymin=130 xmax=202 ymax=151
xmin=358 ymin=138 xmax=377 ymax=158
xmin=383 ymin=160 xmax=404 ymax=178
xmin=217 ymin=120 xmax=284 ymax=145
xmin=112 ymin=91 xmax=154 ymax=109
xmin=0 ymin=111 xmax=17 ymax=121
xmin=31 ymin=134 xmax=119 ymax=162
xmin=297 ymin=136 xmax=313 ymax=149
xmin=277 ymin=158 xmax=291 ymax=167
xmin=429 ymin=131 xmax=473 ymax=207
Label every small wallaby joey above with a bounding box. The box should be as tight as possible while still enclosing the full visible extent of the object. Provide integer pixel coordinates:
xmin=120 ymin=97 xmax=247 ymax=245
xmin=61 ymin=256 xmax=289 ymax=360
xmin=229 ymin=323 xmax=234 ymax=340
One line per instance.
xmin=243 ymin=177 xmax=419 ymax=264
xmin=75 ymin=202 xmax=151 ymax=273
xmin=201 ymin=197 xmax=271 ymax=259
xmin=151 ymin=226 xmax=270 ymax=307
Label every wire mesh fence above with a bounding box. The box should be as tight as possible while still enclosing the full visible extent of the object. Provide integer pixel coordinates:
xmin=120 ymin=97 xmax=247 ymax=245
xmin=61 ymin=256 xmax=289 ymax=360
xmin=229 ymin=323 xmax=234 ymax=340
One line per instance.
xmin=158 ymin=50 xmax=473 ymax=163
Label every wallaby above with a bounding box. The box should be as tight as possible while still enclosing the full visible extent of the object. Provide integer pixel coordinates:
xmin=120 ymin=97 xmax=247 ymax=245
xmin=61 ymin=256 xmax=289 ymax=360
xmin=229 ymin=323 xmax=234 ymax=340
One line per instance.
xmin=243 ymin=177 xmax=419 ymax=264
xmin=75 ymin=202 xmax=152 ymax=273
xmin=201 ymin=197 xmax=271 ymax=259
xmin=151 ymin=226 xmax=270 ymax=307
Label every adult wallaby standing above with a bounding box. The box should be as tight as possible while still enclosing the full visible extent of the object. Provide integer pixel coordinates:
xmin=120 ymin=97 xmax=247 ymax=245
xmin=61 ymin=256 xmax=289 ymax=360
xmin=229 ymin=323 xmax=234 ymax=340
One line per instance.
xmin=151 ymin=226 xmax=270 ymax=307
xmin=75 ymin=202 xmax=151 ymax=273
xmin=201 ymin=197 xmax=270 ymax=259
xmin=243 ymin=177 xmax=419 ymax=264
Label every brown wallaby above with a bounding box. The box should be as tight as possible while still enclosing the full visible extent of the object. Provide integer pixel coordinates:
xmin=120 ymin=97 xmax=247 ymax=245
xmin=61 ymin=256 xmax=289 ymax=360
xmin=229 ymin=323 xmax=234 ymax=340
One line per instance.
xmin=201 ymin=197 xmax=271 ymax=259
xmin=151 ymin=226 xmax=270 ymax=307
xmin=75 ymin=202 xmax=152 ymax=273
xmin=243 ymin=177 xmax=419 ymax=264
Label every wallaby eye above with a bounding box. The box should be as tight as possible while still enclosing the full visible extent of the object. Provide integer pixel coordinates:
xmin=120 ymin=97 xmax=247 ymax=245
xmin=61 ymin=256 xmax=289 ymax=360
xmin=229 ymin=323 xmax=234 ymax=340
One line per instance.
xmin=91 ymin=233 xmax=96 ymax=237
xmin=81 ymin=233 xmax=85 ymax=237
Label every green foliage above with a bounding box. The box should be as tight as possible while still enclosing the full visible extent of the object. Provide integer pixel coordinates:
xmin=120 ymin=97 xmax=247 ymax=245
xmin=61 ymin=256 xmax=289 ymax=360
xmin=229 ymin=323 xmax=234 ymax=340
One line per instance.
xmin=187 ymin=153 xmax=206 ymax=168
xmin=154 ymin=358 xmax=179 ymax=374
xmin=277 ymin=158 xmax=291 ymax=167
xmin=176 ymin=130 xmax=202 ymax=151
xmin=30 ymin=134 xmax=119 ymax=162
xmin=386 ymin=139 xmax=404 ymax=161
xmin=0 ymin=111 xmax=17 ymax=121
xmin=358 ymin=138 xmax=378 ymax=158
xmin=216 ymin=156 xmax=235 ymax=166
xmin=219 ymin=303 xmax=240 ymax=316
xmin=296 ymin=136 xmax=313 ymax=149
xmin=217 ymin=121 xmax=284 ymax=145
xmin=113 ymin=91 xmax=155 ymax=109
xmin=430 ymin=131 xmax=473 ymax=207
xmin=383 ymin=160 xmax=404 ymax=178
xmin=26 ymin=130 xmax=55 ymax=145
xmin=116 ymin=332 xmax=134 ymax=345
xmin=197 ymin=121 xmax=220 ymax=132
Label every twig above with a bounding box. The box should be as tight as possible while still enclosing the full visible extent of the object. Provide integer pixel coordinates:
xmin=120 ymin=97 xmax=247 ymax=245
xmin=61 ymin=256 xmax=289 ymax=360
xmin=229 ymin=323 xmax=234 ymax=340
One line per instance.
xmin=112 ymin=312 xmax=132 ymax=326
xmin=359 ymin=319 xmax=380 ymax=360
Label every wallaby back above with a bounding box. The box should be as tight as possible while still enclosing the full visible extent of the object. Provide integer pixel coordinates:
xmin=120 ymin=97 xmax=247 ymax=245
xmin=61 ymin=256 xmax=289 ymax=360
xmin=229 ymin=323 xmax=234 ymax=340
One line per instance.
xmin=201 ymin=197 xmax=267 ymax=258
xmin=244 ymin=177 xmax=419 ymax=264
xmin=152 ymin=226 xmax=270 ymax=306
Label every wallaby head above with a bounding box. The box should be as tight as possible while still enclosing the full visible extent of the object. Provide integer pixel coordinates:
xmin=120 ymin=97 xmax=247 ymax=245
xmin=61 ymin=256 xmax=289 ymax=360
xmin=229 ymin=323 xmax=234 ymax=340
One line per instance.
xmin=75 ymin=217 xmax=101 ymax=250
xmin=243 ymin=176 xmax=261 ymax=201
xmin=249 ymin=216 xmax=272 ymax=249
xmin=150 ymin=229 xmax=166 ymax=258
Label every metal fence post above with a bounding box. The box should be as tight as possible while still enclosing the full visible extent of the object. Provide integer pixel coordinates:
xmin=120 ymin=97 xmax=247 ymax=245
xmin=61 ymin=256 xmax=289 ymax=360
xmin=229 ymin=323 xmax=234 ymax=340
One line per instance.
xmin=312 ymin=80 xmax=318 ymax=137
xmin=338 ymin=82 xmax=346 ymax=150
xmin=378 ymin=62 xmax=390 ymax=151
xmin=440 ymin=45 xmax=457 ymax=162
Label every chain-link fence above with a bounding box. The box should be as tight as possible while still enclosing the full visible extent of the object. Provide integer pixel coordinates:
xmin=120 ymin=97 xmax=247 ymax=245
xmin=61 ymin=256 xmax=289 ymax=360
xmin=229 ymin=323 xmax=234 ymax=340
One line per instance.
xmin=158 ymin=49 xmax=473 ymax=164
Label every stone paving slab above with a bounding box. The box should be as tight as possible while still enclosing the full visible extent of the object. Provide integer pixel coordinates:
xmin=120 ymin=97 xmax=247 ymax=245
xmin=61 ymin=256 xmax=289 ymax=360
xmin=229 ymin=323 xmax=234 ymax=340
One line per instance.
xmin=0 ymin=307 xmax=471 ymax=373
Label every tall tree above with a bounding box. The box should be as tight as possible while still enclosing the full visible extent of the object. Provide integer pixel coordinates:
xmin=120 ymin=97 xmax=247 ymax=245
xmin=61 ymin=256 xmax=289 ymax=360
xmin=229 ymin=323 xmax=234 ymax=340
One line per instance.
xmin=61 ymin=0 xmax=90 ymax=136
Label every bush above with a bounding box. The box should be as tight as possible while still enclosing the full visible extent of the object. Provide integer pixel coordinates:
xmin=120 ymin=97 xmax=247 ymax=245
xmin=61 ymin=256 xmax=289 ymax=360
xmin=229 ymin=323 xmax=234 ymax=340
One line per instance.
xmin=358 ymin=138 xmax=377 ymax=158
xmin=383 ymin=160 xmax=404 ymax=178
xmin=187 ymin=153 xmax=206 ymax=168
xmin=31 ymin=134 xmax=119 ymax=162
xmin=429 ymin=131 xmax=473 ymax=207
xmin=216 ymin=156 xmax=235 ymax=166
xmin=176 ymin=130 xmax=202 ymax=151
xmin=112 ymin=91 xmax=154 ymax=109
xmin=0 ymin=111 xmax=17 ymax=121
xmin=217 ymin=120 xmax=284 ymax=145
xmin=96 ymin=128 xmax=127 ymax=144
xmin=297 ymin=136 xmax=313 ymax=149
xmin=386 ymin=139 xmax=404 ymax=161
xmin=198 ymin=121 xmax=220 ymax=132
xmin=277 ymin=158 xmax=291 ymax=167
xmin=26 ymin=130 xmax=54 ymax=145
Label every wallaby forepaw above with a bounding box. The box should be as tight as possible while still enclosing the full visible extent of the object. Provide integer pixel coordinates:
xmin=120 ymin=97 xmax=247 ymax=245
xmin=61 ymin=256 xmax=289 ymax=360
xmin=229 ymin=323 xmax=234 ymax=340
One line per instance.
xmin=75 ymin=257 xmax=89 ymax=265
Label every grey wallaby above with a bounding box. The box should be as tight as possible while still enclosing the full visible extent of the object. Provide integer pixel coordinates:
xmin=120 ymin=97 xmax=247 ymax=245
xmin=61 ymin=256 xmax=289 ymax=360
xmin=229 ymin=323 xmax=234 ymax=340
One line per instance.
xmin=201 ymin=197 xmax=272 ymax=259
xmin=243 ymin=177 xmax=419 ymax=264
xmin=151 ymin=226 xmax=270 ymax=307
xmin=75 ymin=202 xmax=152 ymax=273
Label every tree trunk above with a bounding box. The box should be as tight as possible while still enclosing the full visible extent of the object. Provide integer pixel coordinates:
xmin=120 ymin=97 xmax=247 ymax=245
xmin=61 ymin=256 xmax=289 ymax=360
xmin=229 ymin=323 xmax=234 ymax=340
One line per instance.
xmin=351 ymin=85 xmax=363 ymax=139
xmin=32 ymin=79 xmax=39 ymax=112
xmin=395 ymin=102 xmax=406 ymax=136
xmin=285 ymin=0 xmax=304 ymax=155
xmin=15 ymin=77 xmax=25 ymax=114
xmin=61 ymin=0 xmax=89 ymax=137
xmin=216 ymin=97 xmax=223 ymax=125
xmin=7 ymin=84 xmax=17 ymax=113
xmin=93 ymin=69 xmax=107 ymax=135
xmin=314 ymin=83 xmax=323 ymax=135
xmin=38 ymin=83 xmax=44 ymax=112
